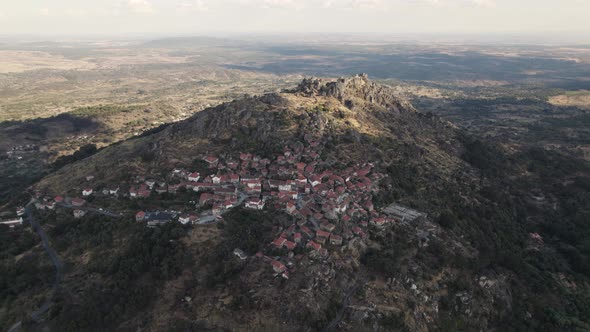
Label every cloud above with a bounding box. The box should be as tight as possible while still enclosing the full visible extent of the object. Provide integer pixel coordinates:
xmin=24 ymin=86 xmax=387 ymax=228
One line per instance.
xmin=403 ymin=0 xmax=496 ymax=6
xmin=65 ymin=8 xmax=90 ymax=17
xmin=237 ymin=0 xmax=506 ymax=11
xmin=237 ymin=0 xmax=304 ymax=9
xmin=176 ymin=0 xmax=209 ymax=13
xmin=469 ymin=0 xmax=496 ymax=7
xmin=323 ymin=0 xmax=385 ymax=9
xmin=126 ymin=0 xmax=154 ymax=14
xmin=261 ymin=0 xmax=297 ymax=8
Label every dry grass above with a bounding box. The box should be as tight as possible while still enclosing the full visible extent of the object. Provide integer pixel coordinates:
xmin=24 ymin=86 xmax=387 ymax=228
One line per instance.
xmin=549 ymin=91 xmax=590 ymax=109
xmin=0 ymin=51 xmax=96 ymax=73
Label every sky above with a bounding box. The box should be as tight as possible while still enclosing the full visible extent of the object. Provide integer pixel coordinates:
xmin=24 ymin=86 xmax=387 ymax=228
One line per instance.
xmin=0 ymin=0 xmax=589 ymax=40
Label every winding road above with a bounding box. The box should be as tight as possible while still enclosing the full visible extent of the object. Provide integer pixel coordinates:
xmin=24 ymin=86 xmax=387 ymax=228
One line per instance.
xmin=196 ymin=192 xmax=249 ymax=224
xmin=7 ymin=198 xmax=121 ymax=332
xmin=7 ymin=199 xmax=63 ymax=332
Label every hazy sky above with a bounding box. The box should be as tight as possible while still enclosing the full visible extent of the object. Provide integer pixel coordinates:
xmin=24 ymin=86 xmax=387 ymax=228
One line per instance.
xmin=1 ymin=0 xmax=589 ymax=38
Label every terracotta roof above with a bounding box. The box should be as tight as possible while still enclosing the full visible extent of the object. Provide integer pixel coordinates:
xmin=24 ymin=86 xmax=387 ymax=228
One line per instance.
xmin=316 ymin=230 xmax=331 ymax=238
xmin=306 ymin=241 xmax=321 ymax=251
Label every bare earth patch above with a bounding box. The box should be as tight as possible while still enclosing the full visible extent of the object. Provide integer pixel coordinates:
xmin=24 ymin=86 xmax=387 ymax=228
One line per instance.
xmin=549 ymin=91 xmax=590 ymax=109
xmin=0 ymin=51 xmax=97 ymax=73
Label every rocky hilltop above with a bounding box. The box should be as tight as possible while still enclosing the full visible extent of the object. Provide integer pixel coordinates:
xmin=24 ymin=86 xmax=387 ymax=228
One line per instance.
xmin=295 ymin=73 xmax=416 ymax=114
xmin=39 ymin=74 xmax=462 ymax=194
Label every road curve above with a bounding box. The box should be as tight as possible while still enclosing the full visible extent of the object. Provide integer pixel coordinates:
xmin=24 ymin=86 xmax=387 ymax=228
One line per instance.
xmin=7 ymin=200 xmax=63 ymax=332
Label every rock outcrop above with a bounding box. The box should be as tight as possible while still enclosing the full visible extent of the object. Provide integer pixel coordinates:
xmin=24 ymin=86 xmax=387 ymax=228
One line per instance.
xmin=295 ymin=73 xmax=416 ymax=114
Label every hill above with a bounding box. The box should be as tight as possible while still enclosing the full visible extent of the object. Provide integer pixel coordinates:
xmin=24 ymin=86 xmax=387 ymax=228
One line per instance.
xmin=3 ymin=75 xmax=589 ymax=331
xmin=38 ymin=74 xmax=465 ymax=198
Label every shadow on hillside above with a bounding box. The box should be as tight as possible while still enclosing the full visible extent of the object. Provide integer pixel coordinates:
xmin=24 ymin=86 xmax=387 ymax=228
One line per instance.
xmin=0 ymin=113 xmax=103 ymax=148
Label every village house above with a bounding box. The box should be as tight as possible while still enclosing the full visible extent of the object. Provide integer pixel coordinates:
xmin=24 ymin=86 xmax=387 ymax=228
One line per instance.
xmin=371 ymin=217 xmax=388 ymax=227
xmin=155 ymin=185 xmax=168 ymax=194
xmin=295 ymin=174 xmax=307 ymax=186
xmin=212 ymin=203 xmax=223 ymax=215
xmin=284 ymin=240 xmax=297 ymax=251
xmin=233 ymin=248 xmax=248 ymax=260
xmin=300 ymin=225 xmax=313 ymax=237
xmin=240 ymin=152 xmax=252 ymax=161
xmin=199 ymin=193 xmax=217 ymax=205
xmin=0 ymin=217 xmax=23 ymax=228
xmin=286 ymin=202 xmax=297 ymax=214
xmin=190 ymin=182 xmax=212 ymax=192
xmin=188 ymin=172 xmax=201 ymax=182
xmin=343 ymin=230 xmax=353 ymax=239
xmin=168 ymin=183 xmax=182 ymax=194
xmin=73 ymin=209 xmax=87 ymax=218
xmin=71 ymin=198 xmax=86 ymax=207
xmin=145 ymin=179 xmax=156 ymax=189
xmin=144 ymin=211 xmax=174 ymax=227
xmin=329 ymin=234 xmax=343 ymax=246
xmin=321 ymin=222 xmax=336 ymax=232
xmin=228 ymin=173 xmax=240 ymax=184
xmin=306 ymin=241 xmax=322 ymax=251
xmin=309 ymin=175 xmax=322 ymax=187
xmin=227 ymin=161 xmax=239 ymax=169
xmin=138 ymin=187 xmax=151 ymax=198
xmin=178 ymin=214 xmax=191 ymax=224
xmin=82 ymin=188 xmax=93 ymax=196
xmin=204 ymin=156 xmax=219 ymax=168
xmin=242 ymin=178 xmax=262 ymax=189
xmin=273 ymin=237 xmax=287 ymax=248
xmin=279 ymin=191 xmax=298 ymax=200
xmin=267 ymin=179 xmax=282 ymax=190
xmin=136 ymin=211 xmax=146 ymax=221
xmin=316 ymin=229 xmax=331 ymax=239
xmin=245 ymin=199 xmax=264 ymax=210
xmin=211 ymin=174 xmax=222 ymax=184
xmin=530 ymin=232 xmax=544 ymax=244
xmin=278 ymin=181 xmax=294 ymax=192
xmin=296 ymin=162 xmax=306 ymax=173
xmin=363 ymin=200 xmax=374 ymax=212
xmin=271 ymin=260 xmax=287 ymax=273
xmin=16 ymin=207 xmax=25 ymax=216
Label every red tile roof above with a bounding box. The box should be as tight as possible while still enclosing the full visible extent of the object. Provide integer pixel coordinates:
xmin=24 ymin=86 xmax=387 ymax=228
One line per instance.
xmin=306 ymin=241 xmax=321 ymax=251
xmin=316 ymin=230 xmax=331 ymax=238
xmin=271 ymin=260 xmax=287 ymax=273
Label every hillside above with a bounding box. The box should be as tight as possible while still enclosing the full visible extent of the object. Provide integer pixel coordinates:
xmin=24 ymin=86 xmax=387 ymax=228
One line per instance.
xmin=4 ymin=75 xmax=589 ymax=331
xmin=38 ymin=74 xmax=465 ymax=199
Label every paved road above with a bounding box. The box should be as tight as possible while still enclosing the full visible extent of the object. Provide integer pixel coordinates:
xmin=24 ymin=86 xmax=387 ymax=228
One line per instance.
xmin=8 ymin=199 xmax=64 ymax=332
xmin=196 ymin=192 xmax=248 ymax=224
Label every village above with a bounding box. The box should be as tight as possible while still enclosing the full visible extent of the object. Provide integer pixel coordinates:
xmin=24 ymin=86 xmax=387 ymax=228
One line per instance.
xmin=22 ymin=134 xmax=420 ymax=279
